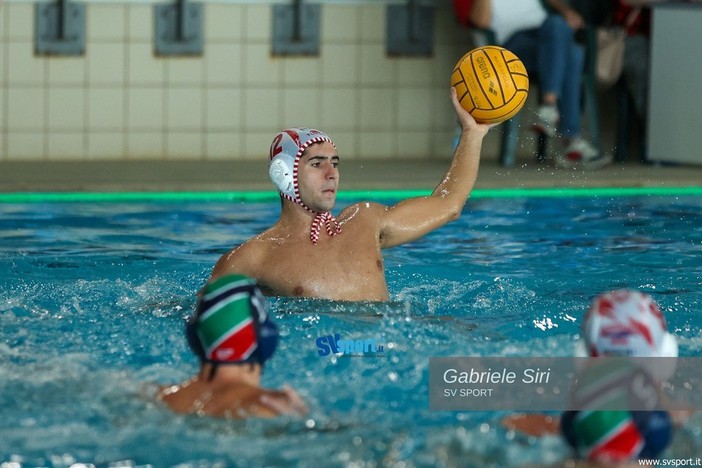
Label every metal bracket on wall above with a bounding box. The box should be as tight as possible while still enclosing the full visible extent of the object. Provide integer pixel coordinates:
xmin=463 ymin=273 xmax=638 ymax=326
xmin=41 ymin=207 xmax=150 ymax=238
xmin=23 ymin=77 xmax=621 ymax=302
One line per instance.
xmin=272 ymin=0 xmax=321 ymax=56
xmin=387 ymin=0 xmax=434 ymax=57
xmin=154 ymin=0 xmax=204 ymax=56
xmin=34 ymin=0 xmax=86 ymax=56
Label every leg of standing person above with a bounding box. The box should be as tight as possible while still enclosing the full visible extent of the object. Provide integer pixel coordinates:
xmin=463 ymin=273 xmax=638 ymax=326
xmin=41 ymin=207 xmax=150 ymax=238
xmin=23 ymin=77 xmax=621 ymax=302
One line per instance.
xmin=623 ymin=34 xmax=649 ymax=122
xmin=536 ymin=14 xmax=611 ymax=169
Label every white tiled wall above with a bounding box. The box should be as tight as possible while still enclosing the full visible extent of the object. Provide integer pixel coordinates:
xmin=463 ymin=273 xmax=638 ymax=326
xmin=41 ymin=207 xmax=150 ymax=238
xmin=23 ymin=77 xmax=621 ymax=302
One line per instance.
xmin=0 ymin=2 xmax=481 ymax=162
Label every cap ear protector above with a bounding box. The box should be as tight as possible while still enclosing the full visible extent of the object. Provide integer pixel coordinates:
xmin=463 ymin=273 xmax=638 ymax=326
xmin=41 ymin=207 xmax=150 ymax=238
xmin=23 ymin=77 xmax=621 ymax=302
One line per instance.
xmin=268 ymin=127 xmax=335 ymax=202
xmin=186 ymin=274 xmax=279 ymax=368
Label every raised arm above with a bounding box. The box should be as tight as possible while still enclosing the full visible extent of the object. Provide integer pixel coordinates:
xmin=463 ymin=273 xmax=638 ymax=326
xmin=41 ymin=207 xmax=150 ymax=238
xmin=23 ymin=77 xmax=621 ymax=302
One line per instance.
xmin=378 ymin=88 xmax=493 ymax=249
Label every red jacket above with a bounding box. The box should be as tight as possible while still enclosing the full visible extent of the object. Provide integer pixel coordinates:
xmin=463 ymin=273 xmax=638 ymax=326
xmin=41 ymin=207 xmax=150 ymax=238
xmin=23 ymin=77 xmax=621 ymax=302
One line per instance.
xmin=453 ymin=0 xmax=474 ymax=26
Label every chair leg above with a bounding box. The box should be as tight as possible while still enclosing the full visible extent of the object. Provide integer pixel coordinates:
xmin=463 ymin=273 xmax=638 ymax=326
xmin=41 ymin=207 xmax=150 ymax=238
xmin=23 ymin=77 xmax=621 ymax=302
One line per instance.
xmin=500 ymin=115 xmax=520 ymax=167
xmin=615 ymin=80 xmax=629 ymax=163
xmin=537 ymin=133 xmax=548 ymax=163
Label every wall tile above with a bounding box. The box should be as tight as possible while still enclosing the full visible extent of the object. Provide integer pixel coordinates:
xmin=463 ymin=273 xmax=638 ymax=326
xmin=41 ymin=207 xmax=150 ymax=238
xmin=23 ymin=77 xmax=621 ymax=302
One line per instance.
xmin=359 ymin=88 xmax=394 ymax=130
xmin=128 ymin=88 xmax=164 ymax=130
xmin=243 ymin=131 xmax=273 ymax=161
xmin=88 ymin=88 xmax=125 ymax=130
xmin=206 ymin=5 xmax=244 ymax=42
xmin=1 ymin=3 xmax=477 ymax=161
xmin=167 ymin=87 xmax=203 ymax=129
xmin=325 ymin=131 xmax=357 ymax=161
xmin=0 ymin=5 xmax=6 ymax=43
xmin=397 ymin=130 xmax=432 ymax=159
xmin=283 ymin=88 xmax=321 ymax=129
xmin=48 ymin=57 xmax=86 ymax=86
xmin=397 ymin=88 xmax=434 ymax=129
xmin=398 ymin=58 xmax=435 ymax=87
xmin=244 ymin=44 xmax=281 ymax=86
xmin=166 ymin=58 xmax=204 ymax=86
xmin=359 ymin=5 xmax=384 ymax=43
xmin=127 ymin=5 xmax=152 ymax=42
xmin=320 ymin=88 xmax=358 ymax=130
xmin=88 ymin=132 xmax=126 ymax=160
xmin=7 ymin=132 xmax=45 ymax=160
xmin=243 ymin=88 xmax=282 ymax=131
xmin=206 ymin=88 xmax=242 ymax=130
xmin=87 ymin=43 xmax=126 ymax=86
xmin=7 ymin=41 xmax=45 ymax=86
xmin=283 ymin=57 xmax=321 ymax=87
xmin=166 ymin=132 xmax=203 ymax=160
xmin=320 ymin=44 xmax=359 ymax=86
xmin=88 ymin=5 xmax=126 ymax=42
xmin=128 ymin=42 xmax=166 ymax=85
xmin=206 ymin=43 xmax=243 ymax=85
xmin=242 ymin=5 xmax=270 ymax=43
xmin=7 ymin=88 xmax=45 ymax=130
xmin=322 ymin=5 xmax=359 ymax=42
xmin=0 ymin=90 xmax=5 ymax=152
xmin=359 ymin=44 xmax=396 ymax=86
xmin=206 ymin=132 xmax=244 ymax=160
xmin=432 ymin=87 xmax=457 ymax=129
xmin=358 ymin=131 xmax=396 ymax=159
xmin=48 ymin=88 xmax=85 ymax=131
xmin=127 ymin=132 xmax=164 ymax=159
xmin=7 ymin=4 xmax=32 ymax=41
xmin=47 ymin=133 xmax=85 ymax=160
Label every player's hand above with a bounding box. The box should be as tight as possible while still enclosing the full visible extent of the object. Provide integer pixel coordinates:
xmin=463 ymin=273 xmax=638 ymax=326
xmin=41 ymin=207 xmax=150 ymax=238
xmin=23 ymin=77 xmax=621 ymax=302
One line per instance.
xmin=259 ymin=385 xmax=308 ymax=416
xmin=450 ymin=87 xmax=496 ymax=135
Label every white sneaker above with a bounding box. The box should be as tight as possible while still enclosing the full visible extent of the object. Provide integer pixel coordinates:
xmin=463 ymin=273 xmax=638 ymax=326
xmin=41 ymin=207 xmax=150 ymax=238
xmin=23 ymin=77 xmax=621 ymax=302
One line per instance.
xmin=532 ymin=105 xmax=559 ymax=137
xmin=556 ymin=138 xmax=613 ymax=170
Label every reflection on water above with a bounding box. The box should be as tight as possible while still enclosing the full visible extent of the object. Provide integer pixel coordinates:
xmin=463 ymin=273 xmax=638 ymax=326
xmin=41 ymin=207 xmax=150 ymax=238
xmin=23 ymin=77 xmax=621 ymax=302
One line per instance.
xmin=0 ymin=196 xmax=701 ymax=466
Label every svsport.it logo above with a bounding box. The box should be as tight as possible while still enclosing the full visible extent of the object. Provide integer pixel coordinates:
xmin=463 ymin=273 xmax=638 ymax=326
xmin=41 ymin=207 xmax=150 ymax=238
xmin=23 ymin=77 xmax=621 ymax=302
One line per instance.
xmin=315 ymin=333 xmax=386 ymax=357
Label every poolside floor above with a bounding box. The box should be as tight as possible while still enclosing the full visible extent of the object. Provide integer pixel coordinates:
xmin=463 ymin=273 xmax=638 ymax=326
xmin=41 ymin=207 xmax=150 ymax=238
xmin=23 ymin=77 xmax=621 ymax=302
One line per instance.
xmin=1 ymin=157 xmax=701 ymax=193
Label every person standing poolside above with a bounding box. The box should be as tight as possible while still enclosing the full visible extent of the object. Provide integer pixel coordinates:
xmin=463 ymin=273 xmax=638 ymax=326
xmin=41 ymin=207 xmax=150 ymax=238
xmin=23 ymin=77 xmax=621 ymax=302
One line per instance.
xmin=209 ymin=88 xmax=493 ymax=301
xmin=459 ymin=0 xmax=612 ymax=169
xmin=158 ymin=274 xmax=307 ymax=418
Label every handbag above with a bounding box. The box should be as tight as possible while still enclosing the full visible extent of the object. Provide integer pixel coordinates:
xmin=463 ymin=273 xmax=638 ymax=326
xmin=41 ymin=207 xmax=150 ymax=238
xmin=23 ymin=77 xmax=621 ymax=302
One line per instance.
xmin=596 ymin=26 xmax=627 ymax=88
xmin=596 ymin=8 xmax=641 ymax=89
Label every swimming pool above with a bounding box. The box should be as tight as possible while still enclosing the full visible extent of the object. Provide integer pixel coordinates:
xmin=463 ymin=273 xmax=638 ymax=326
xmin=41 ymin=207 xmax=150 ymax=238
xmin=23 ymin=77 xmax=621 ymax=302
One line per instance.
xmin=1 ymin=191 xmax=701 ymax=466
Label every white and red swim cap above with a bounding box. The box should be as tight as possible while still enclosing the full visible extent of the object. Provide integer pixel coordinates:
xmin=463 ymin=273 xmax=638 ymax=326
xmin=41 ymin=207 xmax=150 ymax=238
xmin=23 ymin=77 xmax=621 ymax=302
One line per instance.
xmin=582 ymin=289 xmax=677 ymax=358
xmin=268 ymin=127 xmax=342 ymax=244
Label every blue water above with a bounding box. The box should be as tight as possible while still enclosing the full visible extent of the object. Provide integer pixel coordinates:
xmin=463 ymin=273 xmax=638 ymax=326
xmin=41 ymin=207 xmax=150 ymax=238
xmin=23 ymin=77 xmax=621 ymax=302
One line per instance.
xmin=1 ymin=195 xmax=701 ymax=467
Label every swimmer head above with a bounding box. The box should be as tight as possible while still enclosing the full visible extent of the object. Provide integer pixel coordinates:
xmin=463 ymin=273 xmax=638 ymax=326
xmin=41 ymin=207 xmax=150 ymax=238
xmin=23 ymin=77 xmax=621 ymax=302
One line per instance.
xmin=268 ymin=127 xmax=336 ymax=205
xmin=580 ymin=289 xmax=677 ymax=359
xmin=186 ymin=274 xmax=279 ymax=375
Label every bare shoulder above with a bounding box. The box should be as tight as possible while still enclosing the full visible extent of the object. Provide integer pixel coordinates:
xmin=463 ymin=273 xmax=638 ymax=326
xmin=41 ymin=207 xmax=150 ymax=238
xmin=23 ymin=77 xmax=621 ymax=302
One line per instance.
xmin=211 ymin=234 xmax=269 ymax=279
xmin=338 ymin=200 xmax=388 ymax=223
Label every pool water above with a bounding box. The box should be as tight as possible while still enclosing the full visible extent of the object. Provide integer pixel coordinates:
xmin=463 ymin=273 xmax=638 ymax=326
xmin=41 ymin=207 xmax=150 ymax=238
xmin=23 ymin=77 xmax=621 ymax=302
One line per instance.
xmin=1 ymin=195 xmax=701 ymax=467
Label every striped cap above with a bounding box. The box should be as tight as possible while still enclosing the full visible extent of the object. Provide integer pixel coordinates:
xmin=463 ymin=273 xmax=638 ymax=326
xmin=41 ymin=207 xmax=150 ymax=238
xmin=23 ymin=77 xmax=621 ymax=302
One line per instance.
xmin=186 ymin=274 xmax=278 ymax=366
xmin=268 ymin=127 xmax=342 ymax=244
xmin=583 ymin=289 xmax=677 ymax=358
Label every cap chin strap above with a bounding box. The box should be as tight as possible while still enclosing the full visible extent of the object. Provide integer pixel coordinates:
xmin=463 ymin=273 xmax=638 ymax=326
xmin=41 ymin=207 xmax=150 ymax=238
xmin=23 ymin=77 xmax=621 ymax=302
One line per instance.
xmin=310 ymin=211 xmax=342 ymax=244
xmin=282 ymin=193 xmax=342 ymax=245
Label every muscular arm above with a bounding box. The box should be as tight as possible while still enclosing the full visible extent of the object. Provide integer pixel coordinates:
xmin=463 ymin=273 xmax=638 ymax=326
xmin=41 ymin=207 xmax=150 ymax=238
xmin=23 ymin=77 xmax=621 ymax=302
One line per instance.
xmin=378 ymin=88 xmax=492 ymax=249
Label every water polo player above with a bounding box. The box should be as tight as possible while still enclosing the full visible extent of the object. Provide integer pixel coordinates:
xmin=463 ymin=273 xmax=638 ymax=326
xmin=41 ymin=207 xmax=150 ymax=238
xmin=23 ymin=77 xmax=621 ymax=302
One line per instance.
xmin=157 ymin=274 xmax=307 ymax=418
xmin=503 ymin=289 xmax=691 ymax=463
xmin=208 ymin=88 xmax=494 ymax=301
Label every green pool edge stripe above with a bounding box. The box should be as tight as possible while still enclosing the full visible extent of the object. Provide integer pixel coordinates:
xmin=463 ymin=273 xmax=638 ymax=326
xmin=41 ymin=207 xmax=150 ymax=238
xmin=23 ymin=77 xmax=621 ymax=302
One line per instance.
xmin=1 ymin=186 xmax=702 ymax=203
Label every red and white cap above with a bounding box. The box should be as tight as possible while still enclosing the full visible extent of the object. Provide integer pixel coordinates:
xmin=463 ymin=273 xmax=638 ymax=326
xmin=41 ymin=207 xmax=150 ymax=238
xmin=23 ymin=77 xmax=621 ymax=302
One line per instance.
xmin=581 ymin=289 xmax=678 ymax=358
xmin=268 ymin=128 xmax=342 ymax=244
